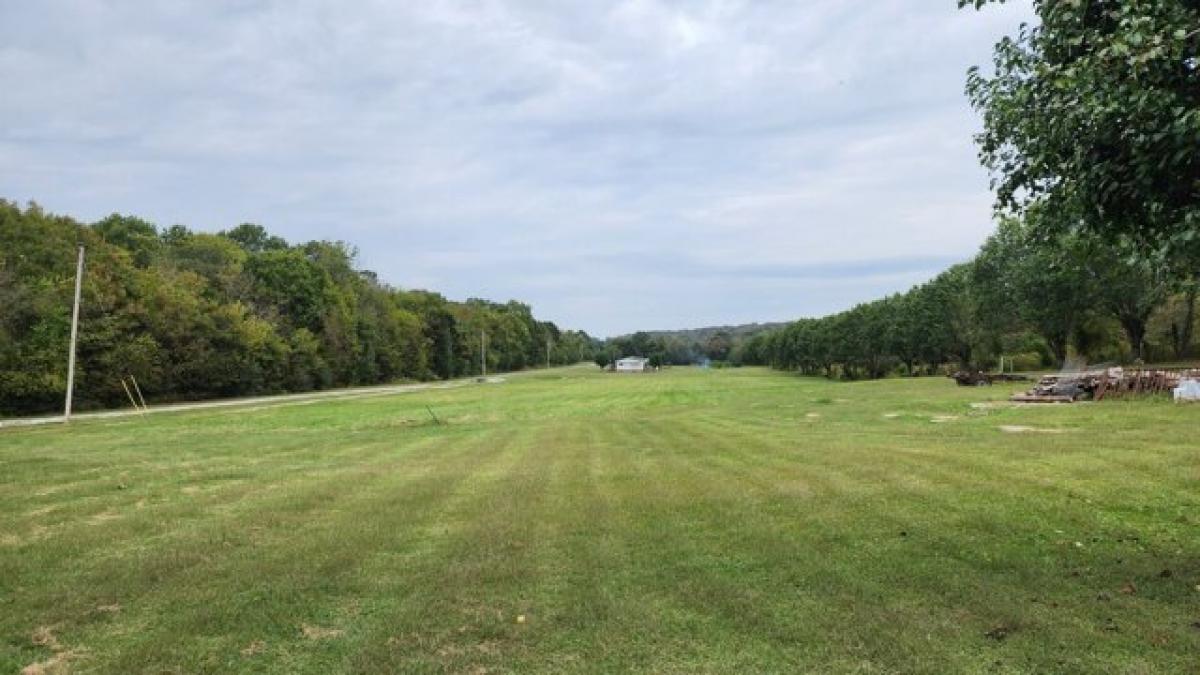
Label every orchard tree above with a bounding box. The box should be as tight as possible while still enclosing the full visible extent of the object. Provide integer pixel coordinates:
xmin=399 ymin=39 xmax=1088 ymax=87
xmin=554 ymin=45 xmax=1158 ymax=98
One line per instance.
xmin=973 ymin=211 xmax=1095 ymax=365
xmin=923 ymin=264 xmax=984 ymax=368
xmin=1080 ymin=235 xmax=1174 ymax=361
xmin=962 ymin=0 xmax=1200 ymax=253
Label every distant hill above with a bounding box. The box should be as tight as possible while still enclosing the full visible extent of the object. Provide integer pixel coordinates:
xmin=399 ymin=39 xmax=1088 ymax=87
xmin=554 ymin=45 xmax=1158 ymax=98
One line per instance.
xmin=618 ymin=322 xmax=788 ymax=343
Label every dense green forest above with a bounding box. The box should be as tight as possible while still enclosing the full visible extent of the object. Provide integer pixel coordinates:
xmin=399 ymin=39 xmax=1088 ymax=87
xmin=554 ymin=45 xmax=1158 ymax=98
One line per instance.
xmin=0 ymin=200 xmax=596 ymax=415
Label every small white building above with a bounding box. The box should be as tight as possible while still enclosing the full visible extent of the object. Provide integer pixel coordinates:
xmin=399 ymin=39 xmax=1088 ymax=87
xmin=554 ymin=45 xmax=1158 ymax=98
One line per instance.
xmin=615 ymin=356 xmax=650 ymax=372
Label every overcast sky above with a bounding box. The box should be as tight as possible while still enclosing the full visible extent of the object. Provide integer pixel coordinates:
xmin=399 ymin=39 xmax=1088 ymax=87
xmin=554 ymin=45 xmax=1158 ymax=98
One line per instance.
xmin=1 ymin=1 xmax=1035 ymax=337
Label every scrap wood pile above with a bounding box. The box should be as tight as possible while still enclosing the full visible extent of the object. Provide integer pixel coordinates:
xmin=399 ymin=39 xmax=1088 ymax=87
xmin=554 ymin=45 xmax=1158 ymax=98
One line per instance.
xmin=1010 ymin=367 xmax=1200 ymax=403
xmin=1095 ymin=368 xmax=1200 ymax=401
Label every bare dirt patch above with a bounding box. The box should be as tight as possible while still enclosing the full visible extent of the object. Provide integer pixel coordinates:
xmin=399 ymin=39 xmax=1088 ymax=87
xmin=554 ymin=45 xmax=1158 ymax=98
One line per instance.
xmin=301 ymin=624 xmax=345 ymax=640
xmin=970 ymin=401 xmax=1012 ymax=410
xmin=21 ymin=651 xmax=79 ymax=675
xmin=930 ymin=415 xmax=959 ymax=424
xmin=241 ymin=640 xmax=267 ymax=656
xmin=475 ymin=639 xmax=502 ymax=655
xmin=23 ymin=627 xmax=81 ymax=675
xmin=999 ymin=425 xmax=1066 ymax=434
xmin=31 ymin=627 xmax=61 ymax=651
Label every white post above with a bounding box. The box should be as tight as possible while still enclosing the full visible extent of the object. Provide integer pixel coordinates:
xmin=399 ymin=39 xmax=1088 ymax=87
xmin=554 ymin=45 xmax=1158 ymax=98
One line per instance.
xmin=64 ymin=245 xmax=85 ymax=422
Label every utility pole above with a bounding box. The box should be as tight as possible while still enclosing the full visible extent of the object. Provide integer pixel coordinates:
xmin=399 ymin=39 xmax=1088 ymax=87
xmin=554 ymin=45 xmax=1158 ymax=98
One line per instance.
xmin=64 ymin=245 xmax=85 ymax=422
xmin=546 ymin=337 xmax=552 ymax=369
xmin=480 ymin=330 xmax=487 ymax=377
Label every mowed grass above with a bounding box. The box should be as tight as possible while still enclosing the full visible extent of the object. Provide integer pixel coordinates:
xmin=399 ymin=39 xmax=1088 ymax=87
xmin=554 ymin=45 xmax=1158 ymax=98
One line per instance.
xmin=1 ymin=367 xmax=1198 ymax=674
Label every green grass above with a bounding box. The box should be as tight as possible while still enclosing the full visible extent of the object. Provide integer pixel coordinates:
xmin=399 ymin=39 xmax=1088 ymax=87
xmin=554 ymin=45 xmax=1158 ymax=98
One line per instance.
xmin=1 ymin=366 xmax=1197 ymax=673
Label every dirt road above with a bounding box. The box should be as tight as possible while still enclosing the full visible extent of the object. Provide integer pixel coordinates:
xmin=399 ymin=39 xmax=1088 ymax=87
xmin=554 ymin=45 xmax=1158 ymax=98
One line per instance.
xmin=0 ymin=378 xmax=486 ymax=429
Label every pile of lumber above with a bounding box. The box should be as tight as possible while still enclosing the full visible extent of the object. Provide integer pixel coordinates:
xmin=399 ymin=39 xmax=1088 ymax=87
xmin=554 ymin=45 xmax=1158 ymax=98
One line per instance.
xmin=1095 ymin=368 xmax=1200 ymax=400
xmin=1010 ymin=367 xmax=1200 ymax=402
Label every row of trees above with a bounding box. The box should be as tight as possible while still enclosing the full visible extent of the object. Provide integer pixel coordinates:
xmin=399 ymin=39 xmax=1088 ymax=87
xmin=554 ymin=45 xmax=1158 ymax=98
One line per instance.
xmin=750 ymin=1 xmax=1199 ymax=379
xmin=0 ymin=201 xmax=596 ymax=415
xmin=743 ymin=216 xmax=1198 ymax=378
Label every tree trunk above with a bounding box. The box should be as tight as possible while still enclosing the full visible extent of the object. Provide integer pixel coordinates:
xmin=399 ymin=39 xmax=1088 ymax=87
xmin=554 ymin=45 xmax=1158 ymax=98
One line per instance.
xmin=1120 ymin=317 xmax=1148 ymax=362
xmin=1172 ymin=284 xmax=1197 ymax=359
xmin=1046 ymin=335 xmax=1069 ymax=368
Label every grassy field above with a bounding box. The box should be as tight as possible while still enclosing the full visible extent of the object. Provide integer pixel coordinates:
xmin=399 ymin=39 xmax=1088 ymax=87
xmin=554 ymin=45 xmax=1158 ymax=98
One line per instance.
xmin=1 ymin=366 xmax=1197 ymax=673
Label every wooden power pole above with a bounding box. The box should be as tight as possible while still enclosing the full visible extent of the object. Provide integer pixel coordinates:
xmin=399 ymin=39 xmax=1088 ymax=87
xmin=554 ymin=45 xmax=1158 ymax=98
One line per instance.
xmin=64 ymin=245 xmax=85 ymax=422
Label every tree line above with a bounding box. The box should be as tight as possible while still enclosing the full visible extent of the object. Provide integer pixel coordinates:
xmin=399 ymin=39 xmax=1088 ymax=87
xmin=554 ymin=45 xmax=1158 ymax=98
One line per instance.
xmin=742 ymin=215 xmax=1197 ymax=378
xmin=594 ymin=329 xmax=748 ymax=368
xmin=0 ymin=200 xmax=596 ymax=415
